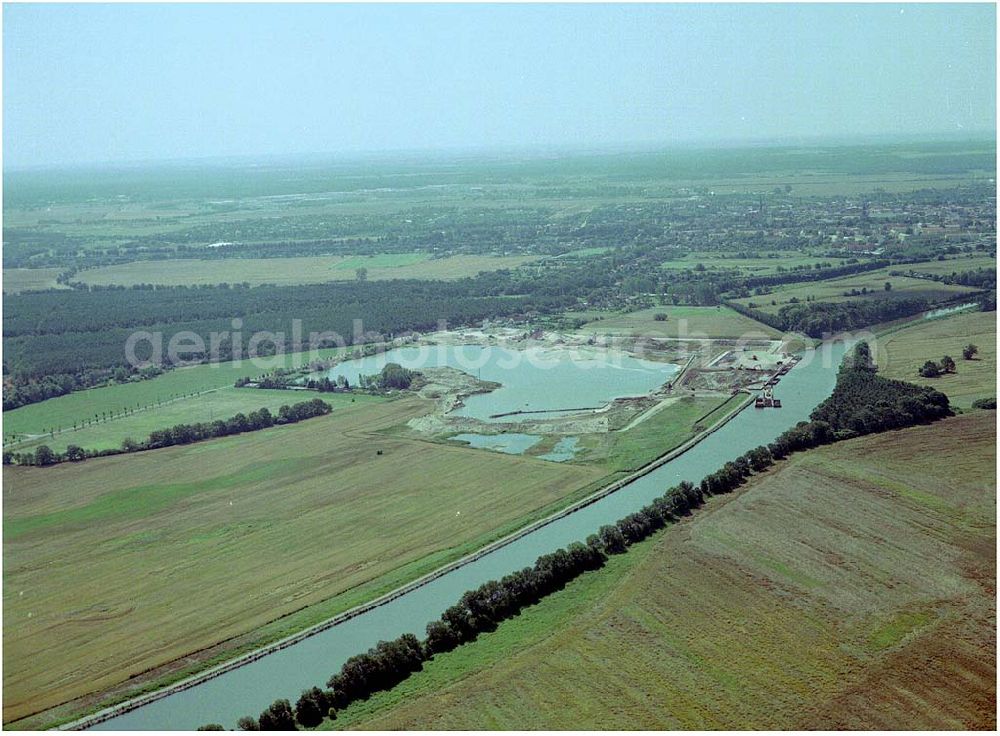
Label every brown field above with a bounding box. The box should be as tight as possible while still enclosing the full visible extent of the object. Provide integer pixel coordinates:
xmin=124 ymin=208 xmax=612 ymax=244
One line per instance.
xmin=2 ymin=398 xmax=605 ymax=725
xmin=338 ymin=413 xmax=996 ymax=730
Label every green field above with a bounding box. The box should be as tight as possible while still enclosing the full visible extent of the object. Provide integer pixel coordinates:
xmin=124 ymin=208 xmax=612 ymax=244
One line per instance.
xmin=10 ymin=388 xmax=381 ymax=454
xmin=2 ymin=268 xmax=69 ymax=294
xmin=555 ymin=246 xmax=614 ymax=259
xmin=876 ymin=309 xmax=996 ymax=408
xmin=659 ymin=251 xmax=841 ymax=275
xmin=2 ymin=346 xmax=353 ymax=442
xmin=2 ymin=398 xmax=607 ymax=725
xmin=331 ymin=412 xmax=996 ymax=730
xmin=897 ymin=253 xmax=996 ymax=276
xmin=572 ymin=305 xmax=782 ymax=339
xmin=576 ymin=395 xmax=741 ymax=472
xmin=73 ymin=253 xmax=539 ymax=287
xmin=733 ymin=267 xmax=981 ymax=315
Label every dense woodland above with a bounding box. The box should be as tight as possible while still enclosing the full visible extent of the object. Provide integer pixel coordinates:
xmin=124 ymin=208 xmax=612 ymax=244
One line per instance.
xmin=810 ymin=342 xmax=952 ymax=434
xmin=727 ymin=296 xmax=933 ymax=337
xmin=2 ymin=280 xmax=541 ymax=408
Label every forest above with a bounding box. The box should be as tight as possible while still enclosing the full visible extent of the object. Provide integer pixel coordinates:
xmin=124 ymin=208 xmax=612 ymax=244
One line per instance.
xmin=2 ymin=279 xmax=543 ymax=408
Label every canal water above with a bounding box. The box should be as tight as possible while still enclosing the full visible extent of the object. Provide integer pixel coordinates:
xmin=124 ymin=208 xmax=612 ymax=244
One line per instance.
xmin=94 ymin=340 xmax=847 ymax=730
xmin=317 ymin=344 xmax=678 ymax=421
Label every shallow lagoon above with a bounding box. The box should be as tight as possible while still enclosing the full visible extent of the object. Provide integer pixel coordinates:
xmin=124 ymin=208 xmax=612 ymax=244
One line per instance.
xmin=318 ymin=344 xmax=678 ymax=422
xmin=538 ymin=436 xmax=581 ymax=462
xmin=452 ymin=432 xmax=542 ymax=455
xmin=451 ymin=433 xmax=581 ymax=461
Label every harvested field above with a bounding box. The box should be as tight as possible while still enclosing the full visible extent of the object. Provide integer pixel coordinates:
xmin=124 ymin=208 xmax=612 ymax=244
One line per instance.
xmin=335 ymin=413 xmax=996 ymax=730
xmin=2 ymin=398 xmax=605 ymax=725
xmin=572 ymin=305 xmax=781 ymax=339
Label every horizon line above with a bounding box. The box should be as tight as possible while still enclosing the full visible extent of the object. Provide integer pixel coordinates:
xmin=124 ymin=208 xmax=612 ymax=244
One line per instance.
xmin=4 ymin=129 xmax=996 ymax=174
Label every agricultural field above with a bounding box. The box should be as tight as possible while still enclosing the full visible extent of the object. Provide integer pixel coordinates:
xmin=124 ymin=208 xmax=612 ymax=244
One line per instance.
xmin=876 ymin=309 xmax=996 ymax=408
xmin=331 ymin=412 xmax=996 ymax=730
xmin=732 ymin=267 xmax=982 ymax=315
xmin=553 ymin=247 xmax=614 ymax=259
xmin=2 ymin=268 xmax=69 ymax=294
xmin=2 ymin=398 xmax=607 ymax=725
xmin=73 ymin=253 xmax=539 ymax=287
xmin=2 ymin=346 xmax=352 ymax=443
xmin=571 ymin=305 xmax=782 ymax=339
xmin=10 ymin=388 xmax=381 ymax=454
xmin=899 ymin=253 xmax=997 ymax=276
xmin=659 ymin=250 xmax=840 ymax=275
xmin=575 ymin=394 xmax=741 ymax=472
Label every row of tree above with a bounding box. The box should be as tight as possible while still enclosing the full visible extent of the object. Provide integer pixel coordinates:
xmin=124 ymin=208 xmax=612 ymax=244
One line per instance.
xmin=4 ymin=399 xmax=332 ymax=467
xmin=740 ymin=259 xmax=890 ymax=291
xmin=726 ymin=297 xmax=933 ymax=338
xmin=304 ymin=376 xmax=350 ymax=392
xmin=223 ymin=428 xmax=819 ymax=730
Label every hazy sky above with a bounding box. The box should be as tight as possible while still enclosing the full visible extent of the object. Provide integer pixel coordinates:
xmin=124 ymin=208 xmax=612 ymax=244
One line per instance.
xmin=3 ymin=3 xmax=996 ymax=168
